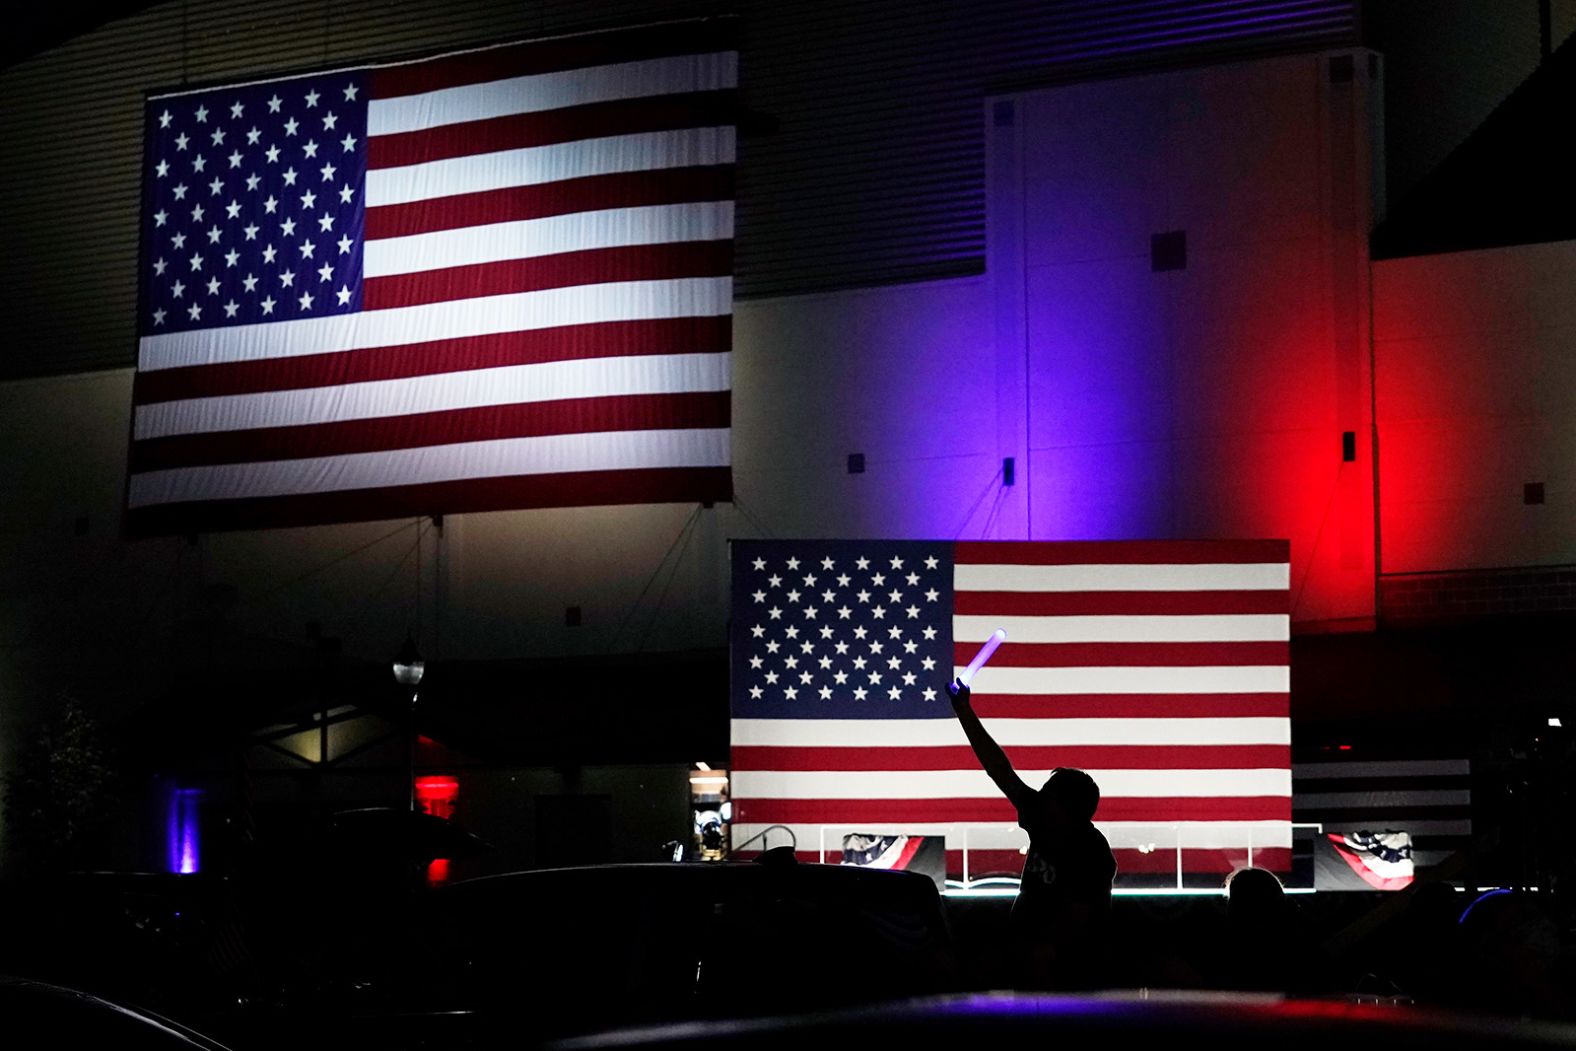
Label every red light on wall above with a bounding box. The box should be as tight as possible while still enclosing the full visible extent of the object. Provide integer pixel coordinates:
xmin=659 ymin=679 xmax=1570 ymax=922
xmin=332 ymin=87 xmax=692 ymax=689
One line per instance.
xmin=414 ymin=775 xmax=458 ymax=820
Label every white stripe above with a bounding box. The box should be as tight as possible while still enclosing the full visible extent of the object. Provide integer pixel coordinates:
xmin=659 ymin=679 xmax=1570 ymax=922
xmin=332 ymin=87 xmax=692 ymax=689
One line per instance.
xmin=127 ymin=427 xmax=728 ymax=506
xmin=965 ymin=665 xmax=1289 ymax=694
xmin=363 ymin=202 xmax=734 ymax=278
xmin=365 ymin=128 xmax=736 ymax=207
xmin=731 ymin=821 xmax=1294 ymax=853
xmin=955 ymin=563 xmax=1289 ymax=592
xmin=1293 ymin=790 xmax=1471 ymax=810
xmin=1292 ymin=759 xmax=1469 ymax=779
xmin=134 ymin=352 xmax=730 ymax=440
xmin=954 ymin=614 xmax=1289 ymax=643
xmin=368 ymin=53 xmax=738 ymax=135
xmin=137 ymin=277 xmax=732 ymax=371
xmin=728 ymin=717 xmax=1290 ymax=748
xmin=732 ymin=768 xmax=1291 ymax=800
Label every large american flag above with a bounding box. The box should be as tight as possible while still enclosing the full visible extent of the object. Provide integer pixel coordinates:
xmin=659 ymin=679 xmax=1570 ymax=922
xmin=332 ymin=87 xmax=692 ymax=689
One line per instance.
xmin=127 ymin=21 xmax=736 ymax=534
xmin=729 ymin=540 xmax=1293 ymax=879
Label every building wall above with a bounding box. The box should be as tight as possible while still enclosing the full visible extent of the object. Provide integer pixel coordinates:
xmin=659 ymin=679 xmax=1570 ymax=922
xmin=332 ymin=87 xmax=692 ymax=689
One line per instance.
xmin=1374 ymin=240 xmax=1576 ymax=600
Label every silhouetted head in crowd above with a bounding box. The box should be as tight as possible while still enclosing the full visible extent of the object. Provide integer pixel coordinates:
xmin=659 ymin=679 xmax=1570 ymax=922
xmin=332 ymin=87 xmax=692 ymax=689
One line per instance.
xmin=1033 ymin=767 xmax=1100 ymax=825
xmin=1225 ymin=866 xmax=1287 ymax=923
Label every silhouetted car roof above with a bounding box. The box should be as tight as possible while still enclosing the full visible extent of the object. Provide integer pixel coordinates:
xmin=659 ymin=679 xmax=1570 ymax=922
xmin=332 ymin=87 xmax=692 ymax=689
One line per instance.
xmin=0 ymin=975 xmax=236 ymax=1051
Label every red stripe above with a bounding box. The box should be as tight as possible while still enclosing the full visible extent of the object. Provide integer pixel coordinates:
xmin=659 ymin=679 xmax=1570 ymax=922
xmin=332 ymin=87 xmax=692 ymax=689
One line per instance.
xmin=733 ymin=797 xmax=1290 ymax=825
xmin=953 ymin=590 xmax=1290 ymax=616
xmin=368 ymin=21 xmax=739 ymax=99
xmin=368 ymin=91 xmax=735 ymax=169
xmin=970 ymin=694 xmax=1289 ymax=719
xmin=952 ymin=641 xmax=1288 ymax=668
xmin=366 ymin=166 xmax=735 ymax=239
xmin=731 ymin=744 xmax=1290 ymax=772
xmin=132 ymin=317 xmax=732 ymax=405
xmin=735 ymin=848 xmax=1294 ymax=877
xmin=362 ymin=241 xmax=733 ymax=310
xmin=130 ymin=391 xmax=729 ymax=472
xmin=891 ymin=835 xmax=925 ymax=870
xmin=953 ymin=540 xmax=1290 ymax=565
xmin=122 ymin=465 xmax=732 ymax=536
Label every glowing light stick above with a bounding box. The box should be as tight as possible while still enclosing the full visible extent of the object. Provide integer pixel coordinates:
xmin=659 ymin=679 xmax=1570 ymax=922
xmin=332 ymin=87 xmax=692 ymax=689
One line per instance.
xmin=958 ymin=628 xmax=1007 ymax=687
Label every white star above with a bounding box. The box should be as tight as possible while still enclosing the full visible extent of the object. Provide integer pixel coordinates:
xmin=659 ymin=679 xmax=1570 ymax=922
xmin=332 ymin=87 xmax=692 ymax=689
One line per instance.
xmin=206 ymin=276 xmax=220 ymax=295
xmin=265 ymin=144 xmax=280 ymax=163
xmin=804 ymin=573 xmax=818 ymax=587
xmin=194 ymin=104 xmax=208 ymax=123
xmin=246 ymin=126 xmax=261 ymax=145
xmin=852 ymin=656 xmax=867 ymax=670
xmin=853 ymin=687 xmax=867 ymax=701
xmin=155 ymin=160 xmax=169 ymax=178
xmin=822 ymin=590 xmax=836 ymax=603
xmin=298 ymin=290 xmax=314 ymax=310
xmin=319 ymin=162 xmax=336 ymax=182
xmin=245 ymin=173 xmax=261 ymax=191
xmin=223 ymin=299 xmax=239 ymax=318
xmin=317 ymin=262 xmax=333 ymax=282
xmin=172 ymin=183 xmax=188 ymax=200
xmin=907 ymin=573 xmax=919 ymax=586
xmin=304 ymin=89 xmax=320 ymax=108
xmin=749 ymin=655 xmax=763 ymax=669
xmin=872 ymin=607 xmax=886 ymax=619
xmin=799 ymin=671 xmax=813 ymax=685
xmin=750 ymin=625 xmax=765 ymax=638
xmin=207 ymin=225 xmax=222 ymax=244
xmin=765 ymin=641 xmax=779 ymax=653
xmin=923 ymin=687 xmax=937 ymax=702
xmin=891 ymin=556 xmax=904 ymax=569
xmin=856 ymin=590 xmax=870 ymax=603
xmin=784 ymin=657 xmax=797 ymax=669
xmin=786 ymin=558 xmax=800 ymax=570
xmin=786 ymin=589 xmax=801 ymax=603
xmin=835 ymin=641 xmax=849 ymax=654
xmin=158 ymin=109 xmax=172 ymax=128
xmin=229 ymin=100 xmax=244 ymax=119
xmin=340 ymin=133 xmax=357 ymax=152
xmin=872 ymin=573 xmax=886 ymax=586
xmin=818 ymin=655 xmax=832 ymax=668
xmin=870 ymin=641 xmax=884 ymax=654
xmin=342 ymin=83 xmax=359 ymax=101
xmin=922 ymin=657 xmax=936 ymax=670
xmin=298 ymin=240 xmax=315 ymax=259
xmin=853 ymin=627 xmax=867 ymax=639
xmin=752 ymin=558 xmax=766 ymax=571
xmin=190 ymin=203 xmax=205 ymax=222
xmin=904 ymin=640 xmax=918 ymax=653
xmin=888 ymin=589 xmax=902 ymax=603
xmin=210 ymin=127 xmax=226 ymax=146
xmin=925 ymin=556 xmax=939 ymax=570
xmin=925 ymin=589 xmax=939 ymax=602
xmin=267 ymin=94 xmax=282 ymax=113
xmin=768 ymin=574 xmax=782 ymax=587
xmin=819 ymin=686 xmax=832 ymax=700
xmin=282 ymin=167 xmax=298 ymax=186
xmin=188 ymin=302 xmax=203 ymax=320
xmin=887 ymin=656 xmax=901 ymax=669
xmin=224 ymin=249 xmax=239 ymax=267
xmin=907 ymin=605 xmax=921 ymax=618
xmin=804 ymin=607 xmax=818 ymax=620
xmin=209 ymin=177 xmax=223 ymax=195
xmin=279 ymin=269 xmax=295 ymax=287
xmin=888 ymin=687 xmax=902 ymax=701
xmin=767 ymin=607 xmax=781 ymax=620
xmin=283 ymin=117 xmax=299 ymax=136
xmin=170 ymin=279 xmax=185 ymax=298
xmin=821 ymin=557 xmax=835 ymax=570
xmin=170 ymin=232 xmax=186 ymax=249
xmin=300 ymin=189 xmax=316 ymax=209
xmin=903 ymin=672 xmax=917 ymax=686
xmin=337 ymin=183 xmax=354 ymax=203
xmin=335 ymin=285 xmax=352 ymax=305
xmin=317 ymin=214 xmax=335 ymax=232
xmin=174 ymin=132 xmax=189 ymax=151
xmin=322 ymin=111 xmax=338 ymax=130
xmin=888 ymin=626 xmax=903 ymax=638
xmin=784 ymin=625 xmax=799 ymax=638
xmin=188 ymin=252 xmax=204 ymax=271
xmin=153 ymin=209 xmax=168 ymax=227
xmin=260 ymin=295 xmax=276 ymax=315
xmin=227 ymin=150 xmax=242 ymax=169
xmin=263 ymin=195 xmax=278 ymax=214
xmin=262 ymin=243 xmax=277 ymax=263
xmin=152 ymin=257 xmax=167 ymax=276
xmin=855 ymin=557 xmax=869 ymax=570
xmin=870 ymin=671 xmax=883 ymax=685
xmin=191 ymin=154 xmax=206 ymax=173
xmin=800 ymin=639 xmax=814 ymax=653
xmin=243 ymin=223 xmax=259 ymax=240
xmin=242 ymin=273 xmax=258 ymax=292
xmin=765 ymin=671 xmax=778 ymax=684
xmin=302 ymin=139 xmax=318 ymax=159
xmin=225 ymin=199 xmax=241 ymax=219
xmin=748 ymin=685 xmax=763 ymax=700
xmin=834 ymin=671 xmax=848 ymax=684
xmin=923 ymin=626 xmax=938 ymax=640
xmin=152 ymin=308 xmax=166 ymax=325
xmin=280 ymin=218 xmax=296 ymax=237
xmin=336 ymin=234 xmax=353 ymax=254
xmin=784 ymin=686 xmax=798 ymax=700
xmin=837 ymin=574 xmax=851 ymax=587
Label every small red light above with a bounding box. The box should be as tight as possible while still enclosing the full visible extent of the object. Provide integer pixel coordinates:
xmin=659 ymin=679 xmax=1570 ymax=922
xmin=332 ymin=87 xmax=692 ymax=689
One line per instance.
xmin=1337 ymin=745 xmax=1352 ymax=751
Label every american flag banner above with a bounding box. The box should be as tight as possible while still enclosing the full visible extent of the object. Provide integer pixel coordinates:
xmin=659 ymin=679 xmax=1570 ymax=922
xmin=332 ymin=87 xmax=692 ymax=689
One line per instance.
xmin=729 ymin=540 xmax=1293 ymax=879
xmin=128 ymin=21 xmax=736 ymax=534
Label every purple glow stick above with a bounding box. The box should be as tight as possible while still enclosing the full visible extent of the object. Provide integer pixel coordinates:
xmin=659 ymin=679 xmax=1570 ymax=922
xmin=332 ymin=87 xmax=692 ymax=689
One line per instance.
xmin=959 ymin=628 xmax=1007 ymax=687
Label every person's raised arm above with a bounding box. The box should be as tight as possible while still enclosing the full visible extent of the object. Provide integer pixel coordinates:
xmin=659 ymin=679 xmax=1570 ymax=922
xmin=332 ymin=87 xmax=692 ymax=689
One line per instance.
xmin=948 ymin=679 xmax=1036 ymax=812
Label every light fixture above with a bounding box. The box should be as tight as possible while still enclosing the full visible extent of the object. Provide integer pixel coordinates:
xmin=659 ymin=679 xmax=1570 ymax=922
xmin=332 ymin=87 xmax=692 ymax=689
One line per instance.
xmin=392 ymin=633 xmax=425 ymax=686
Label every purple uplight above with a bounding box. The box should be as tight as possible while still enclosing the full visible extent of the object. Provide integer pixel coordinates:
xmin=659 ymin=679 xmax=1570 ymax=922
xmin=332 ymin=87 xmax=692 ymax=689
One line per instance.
xmin=166 ymin=787 xmax=203 ymax=874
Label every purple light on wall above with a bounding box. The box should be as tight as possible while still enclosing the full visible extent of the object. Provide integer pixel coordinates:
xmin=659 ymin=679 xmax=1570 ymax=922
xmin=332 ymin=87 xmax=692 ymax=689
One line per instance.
xmin=167 ymin=788 xmax=203 ymax=874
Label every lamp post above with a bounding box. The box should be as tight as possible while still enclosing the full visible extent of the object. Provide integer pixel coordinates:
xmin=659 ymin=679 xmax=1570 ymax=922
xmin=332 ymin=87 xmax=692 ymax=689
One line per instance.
xmin=392 ymin=634 xmax=425 ymax=811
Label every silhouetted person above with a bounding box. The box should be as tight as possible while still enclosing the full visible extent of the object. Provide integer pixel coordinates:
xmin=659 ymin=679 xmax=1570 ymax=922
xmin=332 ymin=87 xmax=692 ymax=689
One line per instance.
xmin=1204 ymin=866 xmax=1333 ymax=994
xmin=948 ymin=678 xmax=1116 ymax=989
